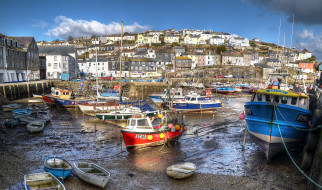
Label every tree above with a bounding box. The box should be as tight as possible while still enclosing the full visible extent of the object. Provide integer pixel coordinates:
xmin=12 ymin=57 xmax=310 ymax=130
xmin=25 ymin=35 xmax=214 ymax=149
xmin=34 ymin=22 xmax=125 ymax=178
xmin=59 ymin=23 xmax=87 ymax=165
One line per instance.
xmin=171 ymin=42 xmax=179 ymax=47
xmin=216 ymin=45 xmax=226 ymax=54
xmin=67 ymin=36 xmax=74 ymax=41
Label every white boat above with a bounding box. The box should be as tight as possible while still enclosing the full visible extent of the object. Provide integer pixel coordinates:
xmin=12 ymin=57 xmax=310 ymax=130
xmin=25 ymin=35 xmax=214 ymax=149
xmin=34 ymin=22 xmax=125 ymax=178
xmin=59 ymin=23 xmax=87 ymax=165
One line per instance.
xmin=27 ymin=121 xmax=45 ymax=133
xmin=78 ymin=102 xmax=127 ymax=116
xmin=73 ymin=162 xmax=110 ymax=188
xmin=28 ymin=99 xmax=43 ymax=103
xmin=2 ymin=104 xmax=21 ymax=112
xmin=24 ymin=172 xmax=65 ymax=190
xmin=166 ymin=162 xmax=196 ymax=179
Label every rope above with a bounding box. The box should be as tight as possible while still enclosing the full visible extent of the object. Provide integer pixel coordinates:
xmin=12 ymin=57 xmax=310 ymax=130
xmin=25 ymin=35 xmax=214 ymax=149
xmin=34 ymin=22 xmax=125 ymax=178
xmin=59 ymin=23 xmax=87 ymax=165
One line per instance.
xmin=274 ymin=105 xmax=322 ymax=189
xmin=275 ymin=105 xmax=322 ymax=131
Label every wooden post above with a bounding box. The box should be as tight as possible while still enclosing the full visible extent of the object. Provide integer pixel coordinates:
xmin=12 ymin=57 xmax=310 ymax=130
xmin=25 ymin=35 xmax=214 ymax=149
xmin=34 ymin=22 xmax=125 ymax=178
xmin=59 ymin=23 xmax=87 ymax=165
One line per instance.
xmin=3 ymin=86 xmax=6 ymax=99
xmin=42 ymin=82 xmax=44 ymax=94
xmin=36 ymin=83 xmax=38 ymax=94
xmin=27 ymin=83 xmax=30 ymax=98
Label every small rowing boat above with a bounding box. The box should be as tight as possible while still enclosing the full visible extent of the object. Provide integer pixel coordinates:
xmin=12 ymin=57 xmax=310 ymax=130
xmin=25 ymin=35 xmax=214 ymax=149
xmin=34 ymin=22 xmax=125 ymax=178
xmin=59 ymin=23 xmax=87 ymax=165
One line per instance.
xmin=27 ymin=121 xmax=45 ymax=133
xmin=2 ymin=104 xmax=21 ymax=112
xmin=73 ymin=162 xmax=110 ymax=188
xmin=166 ymin=162 xmax=196 ymax=179
xmin=24 ymin=172 xmax=65 ymax=190
xmin=44 ymin=157 xmax=73 ymax=179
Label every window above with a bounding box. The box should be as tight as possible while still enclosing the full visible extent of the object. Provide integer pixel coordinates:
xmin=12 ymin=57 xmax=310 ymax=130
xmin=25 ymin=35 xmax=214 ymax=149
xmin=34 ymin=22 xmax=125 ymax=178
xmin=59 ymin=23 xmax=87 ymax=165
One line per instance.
xmin=281 ymin=97 xmax=288 ymax=104
xmin=54 ymin=56 xmax=57 ymax=61
xmin=265 ymin=95 xmax=271 ymax=102
xmin=257 ymin=94 xmax=262 ymax=101
xmin=65 ymin=56 xmax=68 ymax=61
xmin=300 ymin=97 xmax=306 ymax=106
xmin=291 ymin=97 xmax=297 ymax=105
xmin=251 ymin=94 xmax=256 ymax=101
xmin=137 ymin=119 xmax=148 ymax=126
xmin=54 ymin=63 xmax=58 ymax=69
xmin=48 ymin=63 xmax=51 ymax=67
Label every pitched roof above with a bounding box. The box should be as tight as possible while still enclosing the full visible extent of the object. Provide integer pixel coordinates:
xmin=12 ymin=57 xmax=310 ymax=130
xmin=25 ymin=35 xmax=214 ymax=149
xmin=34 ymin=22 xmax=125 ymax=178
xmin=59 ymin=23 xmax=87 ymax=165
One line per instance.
xmin=38 ymin=46 xmax=74 ymax=56
xmin=12 ymin=36 xmax=34 ymax=49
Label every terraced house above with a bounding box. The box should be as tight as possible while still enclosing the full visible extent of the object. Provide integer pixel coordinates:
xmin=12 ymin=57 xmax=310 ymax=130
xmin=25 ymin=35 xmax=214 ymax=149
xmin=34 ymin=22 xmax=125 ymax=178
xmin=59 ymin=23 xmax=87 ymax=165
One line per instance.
xmin=0 ymin=33 xmax=28 ymax=83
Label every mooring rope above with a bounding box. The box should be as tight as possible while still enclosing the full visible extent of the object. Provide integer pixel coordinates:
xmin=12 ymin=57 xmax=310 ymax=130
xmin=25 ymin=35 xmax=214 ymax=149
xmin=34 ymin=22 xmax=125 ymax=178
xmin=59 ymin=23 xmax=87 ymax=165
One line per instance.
xmin=274 ymin=105 xmax=322 ymax=189
xmin=275 ymin=105 xmax=322 ymax=131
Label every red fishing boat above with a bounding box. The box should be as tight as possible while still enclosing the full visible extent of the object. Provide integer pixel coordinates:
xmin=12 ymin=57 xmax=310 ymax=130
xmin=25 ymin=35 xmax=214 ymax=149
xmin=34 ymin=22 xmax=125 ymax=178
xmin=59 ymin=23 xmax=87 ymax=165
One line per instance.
xmin=121 ymin=113 xmax=186 ymax=151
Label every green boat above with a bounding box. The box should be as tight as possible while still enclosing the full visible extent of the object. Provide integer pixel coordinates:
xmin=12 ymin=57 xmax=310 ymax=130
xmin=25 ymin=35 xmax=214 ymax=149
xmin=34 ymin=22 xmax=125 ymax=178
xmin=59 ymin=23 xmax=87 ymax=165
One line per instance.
xmin=95 ymin=107 xmax=156 ymax=121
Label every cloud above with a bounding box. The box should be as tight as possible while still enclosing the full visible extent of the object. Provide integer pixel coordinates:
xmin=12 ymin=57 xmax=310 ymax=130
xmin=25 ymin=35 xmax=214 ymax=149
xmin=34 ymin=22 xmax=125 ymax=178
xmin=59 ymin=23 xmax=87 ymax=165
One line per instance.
xmin=32 ymin=20 xmax=49 ymax=29
xmin=297 ymin=30 xmax=322 ymax=62
xmin=46 ymin=16 xmax=150 ymax=39
xmin=247 ymin=0 xmax=322 ymax=25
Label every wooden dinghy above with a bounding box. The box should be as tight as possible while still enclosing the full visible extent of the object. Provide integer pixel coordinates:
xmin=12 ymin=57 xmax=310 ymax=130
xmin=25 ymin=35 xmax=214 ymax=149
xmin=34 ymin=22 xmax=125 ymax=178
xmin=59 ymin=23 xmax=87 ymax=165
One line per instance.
xmin=24 ymin=172 xmax=65 ymax=190
xmin=44 ymin=157 xmax=73 ymax=179
xmin=166 ymin=162 xmax=196 ymax=179
xmin=73 ymin=162 xmax=110 ymax=188
xmin=2 ymin=104 xmax=21 ymax=112
xmin=27 ymin=121 xmax=45 ymax=133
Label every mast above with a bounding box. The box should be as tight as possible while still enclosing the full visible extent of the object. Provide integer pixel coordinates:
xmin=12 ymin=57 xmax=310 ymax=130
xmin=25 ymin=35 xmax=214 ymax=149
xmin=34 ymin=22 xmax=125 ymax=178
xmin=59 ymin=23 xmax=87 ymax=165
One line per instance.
xmin=96 ymin=48 xmax=98 ymax=101
xmin=119 ymin=21 xmax=124 ymax=99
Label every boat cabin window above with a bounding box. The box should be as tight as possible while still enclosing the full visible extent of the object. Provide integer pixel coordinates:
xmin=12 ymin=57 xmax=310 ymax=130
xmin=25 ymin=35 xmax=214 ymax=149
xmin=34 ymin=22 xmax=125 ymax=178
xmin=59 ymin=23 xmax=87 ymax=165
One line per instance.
xmin=191 ymin=98 xmax=196 ymax=101
xmin=273 ymin=96 xmax=279 ymax=103
xmin=281 ymin=96 xmax=288 ymax=104
xmin=137 ymin=119 xmax=149 ymax=126
xmin=299 ymin=97 xmax=306 ymax=106
xmin=175 ymin=92 xmax=180 ymax=95
xmin=55 ymin=91 xmax=59 ymax=95
xmin=185 ymin=97 xmax=191 ymax=101
xmin=128 ymin=119 xmax=136 ymax=126
xmin=257 ymin=94 xmax=262 ymax=101
xmin=291 ymin=97 xmax=297 ymax=105
xmin=265 ymin=95 xmax=271 ymax=102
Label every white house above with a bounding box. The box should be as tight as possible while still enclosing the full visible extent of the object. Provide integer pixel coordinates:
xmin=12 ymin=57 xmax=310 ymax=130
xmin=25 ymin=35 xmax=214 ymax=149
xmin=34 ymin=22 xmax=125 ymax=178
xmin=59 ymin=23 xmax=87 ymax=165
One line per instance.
xmin=200 ymin=32 xmax=215 ymax=40
xmin=209 ymin=36 xmax=225 ymax=45
xmin=39 ymin=46 xmax=78 ymax=79
xmin=79 ymin=57 xmax=109 ymax=77
xmin=228 ymin=37 xmax=249 ymax=47
xmin=165 ymin=35 xmax=180 ymax=44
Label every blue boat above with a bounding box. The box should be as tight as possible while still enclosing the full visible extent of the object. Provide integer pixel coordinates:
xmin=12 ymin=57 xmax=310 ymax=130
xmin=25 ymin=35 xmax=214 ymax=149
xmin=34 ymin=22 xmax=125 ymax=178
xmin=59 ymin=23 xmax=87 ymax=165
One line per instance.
xmin=149 ymin=88 xmax=184 ymax=105
xmin=44 ymin=157 xmax=73 ymax=179
xmin=244 ymin=89 xmax=311 ymax=161
xmin=100 ymin=89 xmax=120 ymax=97
xmin=213 ymin=86 xmax=235 ymax=94
xmin=53 ymin=98 xmax=94 ymax=108
xmin=12 ymin=109 xmax=32 ymax=116
xmin=171 ymin=94 xmax=222 ymax=112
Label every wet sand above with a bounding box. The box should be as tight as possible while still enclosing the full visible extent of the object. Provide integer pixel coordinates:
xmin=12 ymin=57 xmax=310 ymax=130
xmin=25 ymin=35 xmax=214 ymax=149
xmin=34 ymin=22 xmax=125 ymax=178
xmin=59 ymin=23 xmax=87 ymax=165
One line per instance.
xmin=0 ymin=95 xmax=306 ymax=189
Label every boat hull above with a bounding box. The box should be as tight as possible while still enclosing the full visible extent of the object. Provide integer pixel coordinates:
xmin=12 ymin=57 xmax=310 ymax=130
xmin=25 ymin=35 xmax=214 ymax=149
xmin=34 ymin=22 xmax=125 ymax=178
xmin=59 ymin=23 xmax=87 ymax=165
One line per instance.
xmin=244 ymin=101 xmax=311 ymax=161
xmin=42 ymin=95 xmax=55 ymax=104
xmin=96 ymin=112 xmax=155 ymax=121
xmin=44 ymin=157 xmax=73 ymax=179
xmin=172 ymin=102 xmax=222 ymax=111
xmin=78 ymin=103 xmax=126 ymax=116
xmin=24 ymin=172 xmax=66 ymax=190
xmin=53 ymin=98 xmax=93 ymax=108
xmin=73 ymin=162 xmax=110 ymax=188
xmin=149 ymin=95 xmax=163 ymax=103
xmin=122 ymin=128 xmax=184 ymax=151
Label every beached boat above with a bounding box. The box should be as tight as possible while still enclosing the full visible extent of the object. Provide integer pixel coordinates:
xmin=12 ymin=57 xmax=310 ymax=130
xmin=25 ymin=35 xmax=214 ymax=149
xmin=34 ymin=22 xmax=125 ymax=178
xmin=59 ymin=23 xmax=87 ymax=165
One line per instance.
xmin=244 ymin=89 xmax=311 ymax=161
xmin=96 ymin=107 xmax=143 ymax=121
xmin=24 ymin=172 xmax=65 ymax=190
xmin=166 ymin=162 xmax=196 ymax=179
xmin=12 ymin=109 xmax=32 ymax=116
xmin=19 ymin=116 xmax=37 ymax=124
xmin=53 ymin=97 xmax=94 ymax=108
xmin=149 ymin=88 xmax=185 ymax=105
xmin=2 ymin=104 xmax=21 ymax=112
xmin=78 ymin=101 xmax=123 ymax=116
xmin=213 ymin=86 xmax=236 ymax=94
xmin=42 ymin=95 xmax=55 ymax=104
xmin=121 ymin=114 xmax=186 ymax=151
xmin=171 ymin=94 xmax=222 ymax=112
xmin=1 ymin=118 xmax=19 ymax=127
xmin=37 ymin=110 xmax=53 ymax=123
xmin=27 ymin=121 xmax=45 ymax=133
xmin=73 ymin=162 xmax=110 ymax=188
xmin=44 ymin=157 xmax=73 ymax=179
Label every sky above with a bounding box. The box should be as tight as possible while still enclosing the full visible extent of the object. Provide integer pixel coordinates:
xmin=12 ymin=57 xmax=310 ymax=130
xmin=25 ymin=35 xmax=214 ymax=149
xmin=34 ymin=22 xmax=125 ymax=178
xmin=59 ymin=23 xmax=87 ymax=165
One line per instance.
xmin=1 ymin=0 xmax=322 ymax=61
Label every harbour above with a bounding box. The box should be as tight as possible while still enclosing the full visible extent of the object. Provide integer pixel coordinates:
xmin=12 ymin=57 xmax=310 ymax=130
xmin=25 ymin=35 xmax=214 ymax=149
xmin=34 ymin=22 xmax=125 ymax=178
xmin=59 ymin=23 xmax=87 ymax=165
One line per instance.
xmin=0 ymin=90 xmax=311 ymax=189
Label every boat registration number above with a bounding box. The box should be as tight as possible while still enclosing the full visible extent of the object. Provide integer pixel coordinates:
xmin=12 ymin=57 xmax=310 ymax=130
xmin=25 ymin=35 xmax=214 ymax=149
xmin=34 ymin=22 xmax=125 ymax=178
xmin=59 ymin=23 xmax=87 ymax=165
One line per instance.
xmin=135 ymin=134 xmax=146 ymax=139
xmin=296 ymin=114 xmax=308 ymax=122
xmin=245 ymin=107 xmax=252 ymax=115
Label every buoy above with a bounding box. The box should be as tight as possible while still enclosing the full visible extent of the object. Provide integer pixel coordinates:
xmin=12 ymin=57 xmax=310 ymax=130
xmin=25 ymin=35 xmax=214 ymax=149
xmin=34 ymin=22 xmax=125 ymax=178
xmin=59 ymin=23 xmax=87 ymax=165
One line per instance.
xmin=222 ymin=102 xmax=224 ymax=106
xmin=147 ymin=135 xmax=153 ymax=141
xmin=159 ymin=133 xmax=165 ymax=139
xmin=175 ymin=124 xmax=181 ymax=131
xmin=239 ymin=113 xmax=245 ymax=120
xmin=158 ymin=114 xmax=162 ymax=118
xmin=183 ymin=126 xmax=187 ymax=131
xmin=168 ymin=124 xmax=173 ymax=129
xmin=171 ymin=127 xmax=176 ymax=132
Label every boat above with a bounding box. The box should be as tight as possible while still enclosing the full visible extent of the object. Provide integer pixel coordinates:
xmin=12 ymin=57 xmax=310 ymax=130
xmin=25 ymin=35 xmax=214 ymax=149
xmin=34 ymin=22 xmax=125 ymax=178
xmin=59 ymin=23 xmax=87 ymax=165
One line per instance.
xmin=37 ymin=110 xmax=53 ymax=123
xmin=44 ymin=157 xmax=73 ymax=179
xmin=73 ymin=162 xmax=110 ymax=188
xmin=27 ymin=99 xmax=43 ymax=103
xmin=53 ymin=97 xmax=94 ymax=108
xmin=42 ymin=95 xmax=55 ymax=104
xmin=149 ymin=88 xmax=185 ymax=105
xmin=2 ymin=104 xmax=21 ymax=112
xmin=27 ymin=121 xmax=45 ymax=133
xmin=244 ymin=89 xmax=311 ymax=161
xmin=171 ymin=94 xmax=222 ymax=112
xmin=1 ymin=118 xmax=19 ymax=127
xmin=12 ymin=109 xmax=32 ymax=116
xmin=121 ymin=113 xmax=186 ymax=151
xmin=78 ymin=101 xmax=124 ymax=116
xmin=166 ymin=162 xmax=196 ymax=179
xmin=96 ymin=106 xmax=144 ymax=121
xmin=32 ymin=94 xmax=43 ymax=98
xmin=19 ymin=116 xmax=37 ymax=124
xmin=213 ymin=86 xmax=236 ymax=94
xmin=24 ymin=172 xmax=65 ymax=190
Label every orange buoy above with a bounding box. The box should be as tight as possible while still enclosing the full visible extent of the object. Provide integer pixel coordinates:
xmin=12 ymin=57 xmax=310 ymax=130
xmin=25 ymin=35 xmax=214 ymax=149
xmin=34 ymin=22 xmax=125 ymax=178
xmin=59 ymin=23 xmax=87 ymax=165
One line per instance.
xmin=175 ymin=124 xmax=181 ymax=131
xmin=183 ymin=126 xmax=187 ymax=131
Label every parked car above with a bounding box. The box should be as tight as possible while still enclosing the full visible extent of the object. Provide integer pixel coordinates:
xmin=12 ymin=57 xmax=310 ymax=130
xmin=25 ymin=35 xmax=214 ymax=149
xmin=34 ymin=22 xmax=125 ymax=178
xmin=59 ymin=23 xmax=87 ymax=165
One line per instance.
xmin=216 ymin=75 xmax=224 ymax=78
xmin=224 ymin=74 xmax=233 ymax=78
